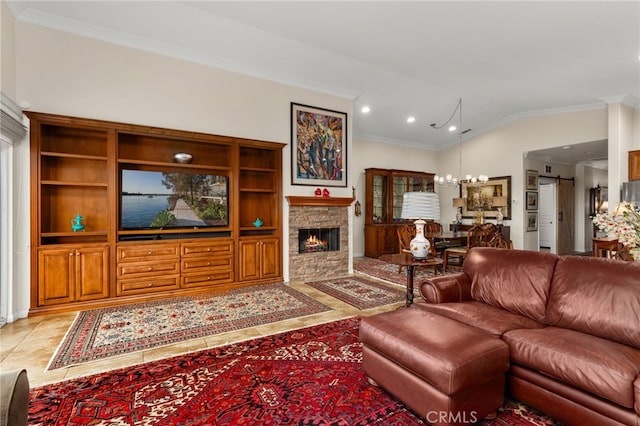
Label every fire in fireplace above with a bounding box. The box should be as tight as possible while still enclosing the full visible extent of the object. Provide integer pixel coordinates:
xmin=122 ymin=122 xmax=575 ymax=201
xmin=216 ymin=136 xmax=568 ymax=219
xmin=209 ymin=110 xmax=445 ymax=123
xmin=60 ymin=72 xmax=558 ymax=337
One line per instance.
xmin=298 ymin=227 xmax=340 ymax=253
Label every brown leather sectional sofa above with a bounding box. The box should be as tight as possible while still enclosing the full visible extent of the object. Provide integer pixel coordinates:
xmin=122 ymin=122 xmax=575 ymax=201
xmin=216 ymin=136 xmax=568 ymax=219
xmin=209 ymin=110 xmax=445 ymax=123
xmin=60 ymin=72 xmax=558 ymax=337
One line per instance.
xmin=362 ymin=247 xmax=640 ymax=425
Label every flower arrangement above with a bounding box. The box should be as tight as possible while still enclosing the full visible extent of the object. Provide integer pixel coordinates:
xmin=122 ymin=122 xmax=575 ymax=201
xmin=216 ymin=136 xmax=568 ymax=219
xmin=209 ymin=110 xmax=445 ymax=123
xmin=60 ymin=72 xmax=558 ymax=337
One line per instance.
xmin=592 ymin=202 xmax=640 ymax=248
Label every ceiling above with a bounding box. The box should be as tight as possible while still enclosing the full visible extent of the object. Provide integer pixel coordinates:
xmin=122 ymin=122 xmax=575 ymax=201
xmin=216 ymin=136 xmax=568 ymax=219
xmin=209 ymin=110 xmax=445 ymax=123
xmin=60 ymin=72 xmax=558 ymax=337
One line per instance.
xmin=7 ymin=1 xmax=640 ymax=159
xmin=525 ymin=139 xmax=608 ymax=169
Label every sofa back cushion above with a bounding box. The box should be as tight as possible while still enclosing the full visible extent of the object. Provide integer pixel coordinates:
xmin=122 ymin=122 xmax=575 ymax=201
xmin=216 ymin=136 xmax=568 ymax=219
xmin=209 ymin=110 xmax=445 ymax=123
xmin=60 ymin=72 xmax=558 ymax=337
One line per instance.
xmin=464 ymin=248 xmax=558 ymax=323
xmin=546 ymin=256 xmax=640 ymax=349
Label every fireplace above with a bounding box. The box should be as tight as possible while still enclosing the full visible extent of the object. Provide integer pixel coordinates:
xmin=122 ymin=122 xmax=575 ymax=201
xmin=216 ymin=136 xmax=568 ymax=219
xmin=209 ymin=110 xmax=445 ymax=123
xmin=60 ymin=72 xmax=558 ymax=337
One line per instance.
xmin=298 ymin=227 xmax=340 ymax=253
xmin=287 ymin=196 xmax=353 ymax=281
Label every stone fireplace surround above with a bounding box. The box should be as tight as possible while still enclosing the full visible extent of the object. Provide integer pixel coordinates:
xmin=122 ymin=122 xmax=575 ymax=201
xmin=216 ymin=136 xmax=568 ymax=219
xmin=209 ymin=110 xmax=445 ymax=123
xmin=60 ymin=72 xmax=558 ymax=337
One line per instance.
xmin=287 ymin=196 xmax=352 ymax=282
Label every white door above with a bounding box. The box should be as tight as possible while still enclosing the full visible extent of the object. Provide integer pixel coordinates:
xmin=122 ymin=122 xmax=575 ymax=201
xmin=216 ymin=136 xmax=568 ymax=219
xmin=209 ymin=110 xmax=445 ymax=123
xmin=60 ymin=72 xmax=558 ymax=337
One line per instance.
xmin=539 ymin=183 xmax=556 ymax=252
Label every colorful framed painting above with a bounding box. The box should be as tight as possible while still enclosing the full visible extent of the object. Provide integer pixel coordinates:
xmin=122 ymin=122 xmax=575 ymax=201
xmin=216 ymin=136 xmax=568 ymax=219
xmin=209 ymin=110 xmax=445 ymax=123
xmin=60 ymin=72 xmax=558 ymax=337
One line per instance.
xmin=526 ymin=191 xmax=539 ymax=211
xmin=460 ymin=175 xmax=511 ymax=219
xmin=527 ymin=212 xmax=539 ymax=232
xmin=291 ymin=103 xmax=347 ymax=187
xmin=526 ymin=169 xmax=539 ymax=190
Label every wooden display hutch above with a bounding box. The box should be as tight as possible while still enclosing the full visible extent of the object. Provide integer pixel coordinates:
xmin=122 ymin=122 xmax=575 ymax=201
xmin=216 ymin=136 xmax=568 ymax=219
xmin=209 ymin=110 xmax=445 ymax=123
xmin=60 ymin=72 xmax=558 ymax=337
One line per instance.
xmin=364 ymin=168 xmax=435 ymax=258
xmin=28 ymin=112 xmax=284 ymax=315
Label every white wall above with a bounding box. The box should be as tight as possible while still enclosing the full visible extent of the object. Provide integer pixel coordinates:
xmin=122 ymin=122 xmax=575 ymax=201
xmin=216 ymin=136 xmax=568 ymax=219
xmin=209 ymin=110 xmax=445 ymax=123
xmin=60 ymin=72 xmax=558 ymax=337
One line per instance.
xmin=13 ymin=22 xmax=353 ymax=303
xmin=1 ymin=5 xmax=30 ymax=322
xmin=9 ymin=19 xmax=640 ymax=318
xmin=351 ymin=138 xmax=438 ymax=256
xmin=433 ymin=108 xmax=610 ymax=250
xmin=1 ymin=2 xmax=17 ymax=99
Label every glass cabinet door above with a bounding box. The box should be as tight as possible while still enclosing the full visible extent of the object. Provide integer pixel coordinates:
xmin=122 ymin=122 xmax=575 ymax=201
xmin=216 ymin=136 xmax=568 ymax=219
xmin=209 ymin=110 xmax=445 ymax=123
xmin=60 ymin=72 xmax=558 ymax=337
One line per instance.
xmin=392 ymin=177 xmax=407 ymax=220
xmin=372 ymin=174 xmax=388 ymax=223
xmin=392 ymin=175 xmax=435 ymax=220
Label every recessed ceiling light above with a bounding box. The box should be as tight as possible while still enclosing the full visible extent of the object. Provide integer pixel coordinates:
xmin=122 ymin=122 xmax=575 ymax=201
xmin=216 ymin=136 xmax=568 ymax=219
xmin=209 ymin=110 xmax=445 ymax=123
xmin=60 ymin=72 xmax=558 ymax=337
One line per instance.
xmin=448 ymin=125 xmax=457 ymax=132
xmin=361 ymin=106 xmax=370 ymax=113
xmin=407 ymin=116 xmax=416 ymax=123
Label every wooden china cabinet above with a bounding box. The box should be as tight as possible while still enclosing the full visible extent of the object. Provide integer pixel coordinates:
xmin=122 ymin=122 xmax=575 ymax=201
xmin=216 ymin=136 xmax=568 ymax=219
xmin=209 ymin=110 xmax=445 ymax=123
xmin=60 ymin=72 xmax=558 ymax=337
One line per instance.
xmin=364 ymin=168 xmax=435 ymax=258
xmin=28 ymin=112 xmax=284 ymax=315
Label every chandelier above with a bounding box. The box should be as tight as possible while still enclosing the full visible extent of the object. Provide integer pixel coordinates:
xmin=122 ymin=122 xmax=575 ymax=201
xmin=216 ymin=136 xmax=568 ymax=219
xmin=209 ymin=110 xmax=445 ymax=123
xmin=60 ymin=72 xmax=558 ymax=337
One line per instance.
xmin=432 ymin=98 xmax=488 ymax=187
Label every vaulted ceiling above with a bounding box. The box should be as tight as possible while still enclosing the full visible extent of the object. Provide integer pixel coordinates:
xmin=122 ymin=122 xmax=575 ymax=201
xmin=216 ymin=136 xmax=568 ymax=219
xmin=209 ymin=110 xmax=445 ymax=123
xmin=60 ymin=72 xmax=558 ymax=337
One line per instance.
xmin=7 ymin=1 xmax=640 ymax=158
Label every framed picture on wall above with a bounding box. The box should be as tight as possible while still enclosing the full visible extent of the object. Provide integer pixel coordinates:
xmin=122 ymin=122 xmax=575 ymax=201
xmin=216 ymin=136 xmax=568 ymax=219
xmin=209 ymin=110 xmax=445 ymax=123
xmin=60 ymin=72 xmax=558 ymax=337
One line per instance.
xmin=527 ymin=212 xmax=539 ymax=232
xmin=526 ymin=169 xmax=539 ymax=190
xmin=291 ymin=103 xmax=347 ymax=187
xmin=460 ymin=175 xmax=512 ymax=219
xmin=526 ymin=191 xmax=539 ymax=211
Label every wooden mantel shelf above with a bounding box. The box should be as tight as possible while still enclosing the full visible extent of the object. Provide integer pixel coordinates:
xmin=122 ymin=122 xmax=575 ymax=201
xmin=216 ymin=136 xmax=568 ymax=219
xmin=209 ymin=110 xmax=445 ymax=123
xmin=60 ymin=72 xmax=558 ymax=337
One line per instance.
xmin=286 ymin=196 xmax=354 ymax=207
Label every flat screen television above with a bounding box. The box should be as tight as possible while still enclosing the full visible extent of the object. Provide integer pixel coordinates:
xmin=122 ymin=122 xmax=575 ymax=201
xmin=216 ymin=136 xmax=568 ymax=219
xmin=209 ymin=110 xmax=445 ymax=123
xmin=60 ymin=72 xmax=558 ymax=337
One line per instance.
xmin=120 ymin=169 xmax=229 ymax=230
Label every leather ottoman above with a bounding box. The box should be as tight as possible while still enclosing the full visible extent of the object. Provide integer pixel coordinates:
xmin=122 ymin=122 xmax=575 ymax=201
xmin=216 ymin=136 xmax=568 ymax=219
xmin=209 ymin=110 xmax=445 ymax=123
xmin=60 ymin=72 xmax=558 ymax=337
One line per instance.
xmin=360 ymin=308 xmax=509 ymax=426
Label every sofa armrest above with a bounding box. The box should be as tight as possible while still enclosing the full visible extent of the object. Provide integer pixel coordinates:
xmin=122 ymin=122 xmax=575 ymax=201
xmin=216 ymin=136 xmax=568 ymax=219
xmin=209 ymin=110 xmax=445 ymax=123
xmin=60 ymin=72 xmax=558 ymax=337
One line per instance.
xmin=419 ymin=273 xmax=472 ymax=304
xmin=0 ymin=369 xmax=29 ymax=426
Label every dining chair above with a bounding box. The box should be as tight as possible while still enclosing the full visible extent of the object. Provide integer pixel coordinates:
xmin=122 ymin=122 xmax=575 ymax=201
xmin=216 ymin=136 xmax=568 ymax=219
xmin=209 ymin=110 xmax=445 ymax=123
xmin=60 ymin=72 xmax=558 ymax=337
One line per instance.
xmin=443 ymin=223 xmax=500 ymax=271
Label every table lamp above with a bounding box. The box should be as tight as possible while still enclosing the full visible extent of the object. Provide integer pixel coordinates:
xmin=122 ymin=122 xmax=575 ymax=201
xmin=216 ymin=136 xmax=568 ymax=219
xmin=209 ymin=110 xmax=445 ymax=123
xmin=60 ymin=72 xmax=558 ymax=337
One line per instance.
xmin=401 ymin=192 xmax=441 ymax=260
xmin=452 ymin=197 xmax=465 ymax=224
xmin=492 ymin=196 xmax=508 ymax=225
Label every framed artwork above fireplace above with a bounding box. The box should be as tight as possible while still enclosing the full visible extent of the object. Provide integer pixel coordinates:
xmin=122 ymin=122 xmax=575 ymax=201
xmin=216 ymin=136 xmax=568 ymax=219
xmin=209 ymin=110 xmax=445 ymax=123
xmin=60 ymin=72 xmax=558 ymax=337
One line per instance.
xmin=291 ymin=103 xmax=347 ymax=187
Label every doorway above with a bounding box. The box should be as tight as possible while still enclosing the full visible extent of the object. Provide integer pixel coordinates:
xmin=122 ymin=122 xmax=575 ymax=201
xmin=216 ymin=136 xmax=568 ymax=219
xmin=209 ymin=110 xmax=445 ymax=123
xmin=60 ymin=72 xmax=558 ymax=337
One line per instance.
xmin=539 ymin=183 xmax=556 ymax=252
xmin=538 ymin=178 xmax=575 ymax=255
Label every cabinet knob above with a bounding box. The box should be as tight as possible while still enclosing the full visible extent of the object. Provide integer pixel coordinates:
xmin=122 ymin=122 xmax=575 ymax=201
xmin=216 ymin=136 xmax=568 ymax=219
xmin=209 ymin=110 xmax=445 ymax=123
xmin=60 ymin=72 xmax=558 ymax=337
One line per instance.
xmin=148 ymin=267 xmax=153 ymax=271
xmin=148 ymin=251 xmax=152 ymax=255
xmin=207 ymin=248 xmax=211 ymax=252
xmin=207 ymin=262 xmax=211 ymax=266
xmin=148 ymin=283 xmax=153 ymax=287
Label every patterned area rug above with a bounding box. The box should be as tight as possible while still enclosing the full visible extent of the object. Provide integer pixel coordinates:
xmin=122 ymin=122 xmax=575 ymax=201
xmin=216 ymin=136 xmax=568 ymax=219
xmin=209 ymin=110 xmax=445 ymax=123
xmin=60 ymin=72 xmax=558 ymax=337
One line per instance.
xmin=48 ymin=283 xmax=331 ymax=370
xmin=30 ymin=318 xmax=560 ymax=425
xmin=306 ymin=276 xmax=405 ymax=309
xmin=354 ymin=256 xmax=462 ymax=286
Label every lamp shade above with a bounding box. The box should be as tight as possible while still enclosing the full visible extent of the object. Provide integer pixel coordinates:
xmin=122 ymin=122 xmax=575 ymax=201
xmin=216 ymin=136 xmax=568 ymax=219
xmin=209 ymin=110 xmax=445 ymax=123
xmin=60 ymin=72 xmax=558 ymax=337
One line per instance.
xmin=598 ymin=200 xmax=608 ymax=213
xmin=452 ymin=197 xmax=466 ymax=208
xmin=492 ymin=196 xmax=508 ymax=207
xmin=401 ymin=192 xmax=441 ymax=221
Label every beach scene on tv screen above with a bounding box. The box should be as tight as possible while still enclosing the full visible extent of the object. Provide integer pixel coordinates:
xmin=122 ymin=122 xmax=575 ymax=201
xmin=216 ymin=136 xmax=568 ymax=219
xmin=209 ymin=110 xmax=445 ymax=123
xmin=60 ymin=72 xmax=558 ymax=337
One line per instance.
xmin=121 ymin=170 xmax=228 ymax=229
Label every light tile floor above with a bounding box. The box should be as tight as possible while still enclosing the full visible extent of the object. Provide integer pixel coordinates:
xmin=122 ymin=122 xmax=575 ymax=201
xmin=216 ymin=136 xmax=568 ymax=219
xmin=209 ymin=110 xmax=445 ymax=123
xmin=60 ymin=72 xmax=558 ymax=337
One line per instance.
xmin=0 ymin=277 xmax=403 ymax=387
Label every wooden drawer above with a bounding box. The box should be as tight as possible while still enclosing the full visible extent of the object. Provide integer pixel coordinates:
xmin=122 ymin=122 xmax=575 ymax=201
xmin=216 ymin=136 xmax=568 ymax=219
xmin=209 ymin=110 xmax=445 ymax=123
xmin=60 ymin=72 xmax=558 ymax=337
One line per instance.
xmin=117 ymin=243 xmax=180 ymax=262
xmin=117 ymin=275 xmax=180 ymax=296
xmin=181 ymin=255 xmax=232 ymax=272
xmin=117 ymin=260 xmax=180 ymax=278
xmin=181 ymin=240 xmax=233 ymax=257
xmin=181 ymin=270 xmax=234 ymax=288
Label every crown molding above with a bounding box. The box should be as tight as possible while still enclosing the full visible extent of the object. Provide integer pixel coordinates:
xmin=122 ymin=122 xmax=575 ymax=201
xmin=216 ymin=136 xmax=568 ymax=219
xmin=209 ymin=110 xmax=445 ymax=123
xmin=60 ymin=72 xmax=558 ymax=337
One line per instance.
xmin=0 ymin=93 xmax=26 ymax=145
xmin=15 ymin=9 xmax=359 ymax=101
xmin=598 ymin=94 xmax=640 ymax=109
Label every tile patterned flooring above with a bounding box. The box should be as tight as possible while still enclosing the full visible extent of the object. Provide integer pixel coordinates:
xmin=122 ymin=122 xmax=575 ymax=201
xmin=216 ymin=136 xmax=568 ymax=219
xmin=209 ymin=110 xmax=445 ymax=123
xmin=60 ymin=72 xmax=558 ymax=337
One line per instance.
xmin=0 ymin=278 xmax=402 ymax=387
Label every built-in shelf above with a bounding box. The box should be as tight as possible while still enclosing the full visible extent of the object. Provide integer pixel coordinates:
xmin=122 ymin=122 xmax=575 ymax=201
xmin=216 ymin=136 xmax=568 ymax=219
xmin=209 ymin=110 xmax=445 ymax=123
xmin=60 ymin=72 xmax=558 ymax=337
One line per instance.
xmin=286 ymin=196 xmax=354 ymax=207
xmin=28 ymin=111 xmax=285 ymax=316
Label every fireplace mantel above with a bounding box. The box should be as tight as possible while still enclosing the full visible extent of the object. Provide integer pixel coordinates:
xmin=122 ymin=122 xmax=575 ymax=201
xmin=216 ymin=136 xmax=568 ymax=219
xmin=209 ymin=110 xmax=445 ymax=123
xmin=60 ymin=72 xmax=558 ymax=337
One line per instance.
xmin=286 ymin=196 xmax=354 ymax=207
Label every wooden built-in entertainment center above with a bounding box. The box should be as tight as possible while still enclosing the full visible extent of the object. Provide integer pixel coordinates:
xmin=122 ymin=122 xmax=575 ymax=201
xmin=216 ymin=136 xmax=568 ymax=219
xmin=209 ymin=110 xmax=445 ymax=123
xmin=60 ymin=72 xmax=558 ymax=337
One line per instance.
xmin=28 ymin=112 xmax=284 ymax=315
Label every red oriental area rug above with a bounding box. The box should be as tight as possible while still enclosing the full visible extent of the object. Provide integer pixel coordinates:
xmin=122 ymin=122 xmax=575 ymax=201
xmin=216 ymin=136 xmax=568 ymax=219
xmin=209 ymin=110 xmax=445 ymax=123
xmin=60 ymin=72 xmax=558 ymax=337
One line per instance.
xmin=31 ymin=318 xmax=560 ymax=425
xmin=354 ymin=256 xmax=462 ymax=287
xmin=306 ymin=276 xmax=405 ymax=309
xmin=48 ymin=283 xmax=331 ymax=370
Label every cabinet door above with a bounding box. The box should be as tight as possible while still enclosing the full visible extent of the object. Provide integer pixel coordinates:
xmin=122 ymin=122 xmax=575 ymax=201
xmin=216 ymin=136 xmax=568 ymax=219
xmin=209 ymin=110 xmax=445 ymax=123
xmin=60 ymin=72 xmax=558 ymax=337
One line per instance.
xmin=38 ymin=248 xmax=75 ymax=306
xmin=238 ymin=240 xmax=260 ymax=281
xmin=260 ymin=237 xmax=280 ymax=279
xmin=75 ymin=246 xmax=109 ymax=301
xmin=379 ymin=226 xmax=399 ymax=255
xmin=371 ymin=173 xmax=389 ymax=223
